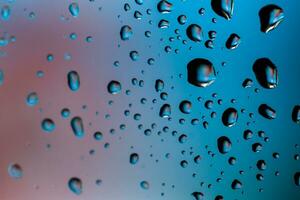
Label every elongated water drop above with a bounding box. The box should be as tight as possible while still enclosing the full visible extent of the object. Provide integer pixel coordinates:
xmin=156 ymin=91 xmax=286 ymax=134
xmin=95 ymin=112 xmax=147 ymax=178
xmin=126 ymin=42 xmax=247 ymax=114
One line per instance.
xmin=222 ymin=108 xmax=238 ymax=127
xmin=187 ymin=58 xmax=216 ymax=87
xmin=226 ymin=33 xmax=241 ymax=49
xmin=69 ymin=2 xmax=79 ymax=17
xmin=253 ymin=58 xmax=278 ymax=89
xmin=157 ymin=0 xmax=173 ymax=14
xmin=107 ymin=80 xmax=121 ymax=94
xmin=129 ymin=153 xmax=139 ymax=165
xmin=1 ymin=5 xmax=10 ymax=21
xmin=160 ymin=104 xmax=171 ymax=118
xmin=186 ymin=24 xmax=203 ymax=42
xmin=259 ymin=5 xmax=284 ymax=33
xmin=217 ymin=136 xmax=232 ymax=154
xmin=68 ymin=177 xmax=82 ymax=195
xmin=68 ymin=71 xmax=80 ymax=92
xmin=292 ymin=105 xmax=300 ymax=124
xmin=120 ymin=25 xmax=133 ymax=41
xmin=155 ymin=79 xmax=164 ymax=92
xmin=71 ymin=116 xmax=84 ymax=138
xmin=26 ymin=92 xmax=39 ymax=107
xmin=211 ymin=0 xmax=234 ymax=20
xmin=258 ymin=104 xmax=276 ymax=119
xmin=8 ymin=163 xmax=23 ymax=179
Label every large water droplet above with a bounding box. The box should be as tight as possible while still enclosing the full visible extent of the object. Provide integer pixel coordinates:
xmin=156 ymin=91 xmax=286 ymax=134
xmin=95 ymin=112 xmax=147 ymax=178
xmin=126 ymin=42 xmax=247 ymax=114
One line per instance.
xmin=71 ymin=116 xmax=85 ymax=138
xmin=253 ymin=58 xmax=278 ymax=89
xmin=160 ymin=104 xmax=171 ymax=118
xmin=26 ymin=92 xmax=39 ymax=107
xmin=68 ymin=177 xmax=82 ymax=195
xmin=259 ymin=4 xmax=284 ymax=33
xmin=211 ymin=0 xmax=234 ymax=20
xmin=292 ymin=105 xmax=300 ymax=124
xmin=187 ymin=58 xmax=216 ymax=87
xmin=120 ymin=25 xmax=133 ymax=41
xmin=186 ymin=24 xmax=203 ymax=42
xmin=222 ymin=108 xmax=238 ymax=127
xmin=107 ymin=80 xmax=122 ymax=94
xmin=68 ymin=71 xmax=80 ymax=92
xmin=258 ymin=104 xmax=276 ymax=119
xmin=8 ymin=163 xmax=23 ymax=179
xmin=69 ymin=2 xmax=80 ymax=17
xmin=157 ymin=0 xmax=173 ymax=14
xmin=41 ymin=118 xmax=55 ymax=133
xmin=217 ymin=136 xmax=232 ymax=154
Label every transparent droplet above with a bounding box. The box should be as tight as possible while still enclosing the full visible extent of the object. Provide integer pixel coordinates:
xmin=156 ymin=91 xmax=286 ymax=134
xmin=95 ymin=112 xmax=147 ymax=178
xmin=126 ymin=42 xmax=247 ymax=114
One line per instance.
xmin=94 ymin=131 xmax=103 ymax=141
xmin=178 ymin=15 xmax=187 ymax=25
xmin=253 ymin=58 xmax=278 ymax=89
xmin=259 ymin=4 xmax=284 ymax=33
xmin=258 ymin=104 xmax=276 ymax=119
xmin=129 ymin=153 xmax=139 ymax=165
xmin=0 ymin=69 xmax=4 ymax=86
xmin=226 ymin=33 xmax=241 ymax=49
xmin=71 ymin=116 xmax=85 ymax=138
xmin=1 ymin=5 xmax=11 ymax=21
xmin=179 ymin=100 xmax=192 ymax=114
xmin=187 ymin=58 xmax=216 ymax=87
xmin=191 ymin=192 xmax=204 ymax=200
xmin=222 ymin=108 xmax=238 ymax=127
xmin=294 ymin=172 xmax=300 ymax=186
xmin=68 ymin=177 xmax=82 ymax=195
xmin=217 ymin=136 xmax=232 ymax=154
xmin=69 ymin=2 xmax=80 ymax=17
xmin=157 ymin=0 xmax=173 ymax=14
xmin=8 ymin=163 xmax=23 ymax=179
xmin=41 ymin=118 xmax=55 ymax=133
xmin=61 ymin=108 xmax=71 ymax=118
xmin=120 ymin=25 xmax=133 ymax=41
xmin=159 ymin=104 xmax=171 ymax=118
xmin=256 ymin=160 xmax=267 ymax=170
xmin=231 ymin=179 xmax=242 ymax=190
xmin=211 ymin=0 xmax=234 ymax=20
xmin=186 ymin=24 xmax=203 ymax=42
xmin=26 ymin=92 xmax=39 ymax=107
xmin=140 ymin=181 xmax=150 ymax=189
xmin=158 ymin=19 xmax=170 ymax=29
xmin=67 ymin=71 xmax=80 ymax=92
xmin=155 ymin=79 xmax=164 ymax=92
xmin=107 ymin=80 xmax=122 ymax=94
xmin=129 ymin=51 xmax=139 ymax=61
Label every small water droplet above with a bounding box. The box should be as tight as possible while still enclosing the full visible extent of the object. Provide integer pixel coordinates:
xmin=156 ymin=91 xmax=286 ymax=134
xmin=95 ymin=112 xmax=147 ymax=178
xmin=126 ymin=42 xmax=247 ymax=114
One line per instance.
xmin=8 ymin=163 xmax=23 ymax=179
xmin=186 ymin=24 xmax=203 ymax=42
xmin=222 ymin=108 xmax=238 ymax=127
xmin=69 ymin=2 xmax=80 ymax=17
xmin=120 ymin=25 xmax=133 ymax=41
xmin=130 ymin=153 xmax=139 ymax=165
xmin=160 ymin=104 xmax=171 ymax=118
xmin=71 ymin=116 xmax=85 ymax=138
xmin=217 ymin=136 xmax=232 ymax=154
xmin=107 ymin=80 xmax=122 ymax=94
xmin=67 ymin=71 xmax=80 ymax=92
xmin=226 ymin=33 xmax=241 ymax=49
xmin=179 ymin=100 xmax=192 ymax=114
xmin=68 ymin=177 xmax=82 ymax=195
xmin=26 ymin=92 xmax=39 ymax=107
xmin=41 ymin=118 xmax=55 ymax=133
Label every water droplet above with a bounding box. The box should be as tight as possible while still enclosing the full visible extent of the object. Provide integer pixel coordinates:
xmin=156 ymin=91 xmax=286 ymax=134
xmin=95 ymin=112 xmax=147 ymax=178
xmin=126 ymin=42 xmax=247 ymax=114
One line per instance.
xmin=158 ymin=19 xmax=170 ymax=29
xmin=253 ymin=58 xmax=278 ymax=89
xmin=71 ymin=116 xmax=85 ymax=138
xmin=26 ymin=92 xmax=39 ymax=107
xmin=41 ymin=118 xmax=55 ymax=133
xmin=257 ymin=160 xmax=267 ymax=170
xmin=129 ymin=51 xmax=139 ymax=61
xmin=69 ymin=2 xmax=80 ymax=17
xmin=157 ymin=0 xmax=173 ymax=14
xmin=211 ymin=0 xmax=234 ymax=20
xmin=140 ymin=181 xmax=150 ymax=189
xmin=186 ymin=24 xmax=203 ymax=42
xmin=217 ymin=136 xmax=232 ymax=154
xmin=292 ymin=105 xmax=300 ymax=124
xmin=179 ymin=100 xmax=192 ymax=114
xmin=0 ymin=69 xmax=4 ymax=86
xmin=259 ymin=4 xmax=284 ymax=33
xmin=231 ymin=179 xmax=242 ymax=190
xmin=67 ymin=71 xmax=80 ymax=92
xmin=191 ymin=192 xmax=204 ymax=200
xmin=61 ymin=108 xmax=71 ymax=118
xmin=120 ymin=25 xmax=133 ymax=41
xmin=187 ymin=58 xmax=216 ymax=87
xmin=226 ymin=33 xmax=241 ymax=49
xmin=159 ymin=104 xmax=171 ymax=118
xmin=8 ymin=163 xmax=23 ymax=179
xmin=294 ymin=172 xmax=300 ymax=186
xmin=178 ymin=15 xmax=187 ymax=25
xmin=107 ymin=80 xmax=122 ymax=94
xmin=1 ymin=5 xmax=11 ymax=21
xmin=258 ymin=104 xmax=276 ymax=119
xmin=68 ymin=177 xmax=82 ymax=195
xmin=94 ymin=131 xmax=103 ymax=141
xmin=130 ymin=153 xmax=139 ymax=165
xmin=155 ymin=79 xmax=164 ymax=92
xmin=222 ymin=108 xmax=238 ymax=127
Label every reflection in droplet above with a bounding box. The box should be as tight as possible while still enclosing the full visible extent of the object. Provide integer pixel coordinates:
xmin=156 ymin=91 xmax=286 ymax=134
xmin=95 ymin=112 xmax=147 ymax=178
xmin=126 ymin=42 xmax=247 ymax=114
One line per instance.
xmin=155 ymin=79 xmax=164 ymax=92
xmin=71 ymin=116 xmax=85 ymax=138
xmin=187 ymin=58 xmax=216 ymax=87
xmin=253 ymin=58 xmax=278 ymax=89
xmin=68 ymin=177 xmax=82 ymax=195
xmin=191 ymin=192 xmax=204 ymax=200
xmin=259 ymin=4 xmax=284 ymax=33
